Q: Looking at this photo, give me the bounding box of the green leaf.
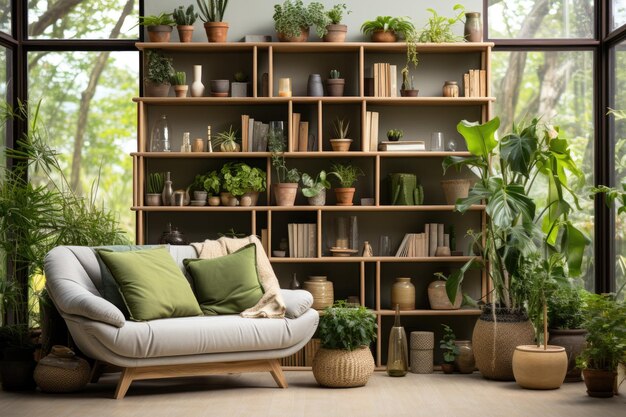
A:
[455,181,490,213]
[500,132,537,177]
[445,258,475,304]
[560,222,591,277]
[456,117,500,159]
[486,179,535,228]
[442,155,486,174]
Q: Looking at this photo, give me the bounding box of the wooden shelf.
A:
[132,96,493,106]
[269,256,478,263]
[132,151,473,158]
[377,309,482,316]
[132,205,485,212]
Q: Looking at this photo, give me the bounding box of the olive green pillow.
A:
[184,243,264,316]
[97,247,202,321]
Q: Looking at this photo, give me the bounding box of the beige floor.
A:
[0,371,624,417]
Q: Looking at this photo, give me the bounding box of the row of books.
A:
[463,69,487,98]
[373,63,398,98]
[240,115,269,152]
[288,223,317,258]
[291,113,316,151]
[395,223,451,257]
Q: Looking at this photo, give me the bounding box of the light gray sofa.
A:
[44,245,319,399]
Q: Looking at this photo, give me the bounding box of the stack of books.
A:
[373,63,398,97]
[241,115,269,152]
[395,223,450,257]
[463,69,487,97]
[364,111,380,151]
[288,223,317,258]
[291,113,315,151]
[378,141,426,151]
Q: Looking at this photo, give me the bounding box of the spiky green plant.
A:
[147,172,164,194]
[173,5,198,25]
[329,69,341,79]
[171,71,186,86]
[331,162,364,188]
[332,117,349,139]
[197,0,229,22]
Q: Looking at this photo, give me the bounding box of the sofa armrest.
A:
[281,289,314,319]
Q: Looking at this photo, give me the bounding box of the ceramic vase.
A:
[303,276,333,310]
[391,277,415,310]
[191,65,205,97]
[307,74,324,97]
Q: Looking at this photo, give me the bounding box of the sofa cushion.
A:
[97,247,202,321]
[184,243,264,315]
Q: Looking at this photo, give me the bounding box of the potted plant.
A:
[329,117,352,151]
[439,324,459,374]
[576,291,626,398]
[269,126,300,206]
[145,50,174,97]
[418,5,465,43]
[301,170,337,206]
[273,0,328,42]
[220,162,266,206]
[400,67,418,97]
[204,170,221,206]
[331,162,364,206]
[323,3,350,42]
[360,16,415,43]
[312,301,377,387]
[442,117,590,381]
[146,172,164,206]
[138,12,176,43]
[231,71,249,97]
[387,129,403,142]
[326,69,345,97]
[171,71,188,98]
[429,272,462,310]
[173,5,198,42]
[214,125,240,152]
[197,0,229,42]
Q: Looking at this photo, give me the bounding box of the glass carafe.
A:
[387,304,408,376]
[150,114,171,152]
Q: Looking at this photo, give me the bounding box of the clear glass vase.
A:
[150,114,171,152]
[387,304,408,376]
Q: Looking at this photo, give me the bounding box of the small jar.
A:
[192,137,204,152]
[303,276,334,310]
[464,12,483,42]
[442,81,459,98]
[391,277,415,310]
[454,340,475,374]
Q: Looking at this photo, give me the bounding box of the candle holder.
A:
[278,78,292,97]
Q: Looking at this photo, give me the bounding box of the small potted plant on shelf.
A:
[197,0,229,42]
[323,3,350,42]
[214,125,240,152]
[273,0,328,42]
[172,5,198,42]
[220,162,266,207]
[204,170,222,206]
[138,12,176,43]
[387,129,403,142]
[418,5,465,43]
[146,172,164,206]
[326,69,345,97]
[331,162,364,206]
[231,71,249,97]
[439,324,459,374]
[269,127,300,206]
[329,117,352,151]
[312,301,377,387]
[400,67,418,97]
[360,16,415,43]
[171,71,188,97]
[145,50,174,97]
[301,170,338,206]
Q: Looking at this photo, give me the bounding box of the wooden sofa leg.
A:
[90,360,105,383]
[114,368,135,399]
[269,359,288,388]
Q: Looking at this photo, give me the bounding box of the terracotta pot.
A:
[274,183,298,206]
[204,22,229,42]
[326,78,345,96]
[335,187,355,206]
[147,25,173,42]
[427,280,461,310]
[208,196,221,206]
[303,276,333,309]
[441,179,471,205]
[313,346,374,387]
[548,328,587,382]
[512,345,568,389]
[144,81,170,97]
[177,25,194,42]
[472,306,535,381]
[277,27,309,42]
[582,369,617,398]
[220,191,233,206]
[371,30,397,42]
[173,85,188,98]
[145,193,162,206]
[330,138,352,152]
[391,277,415,310]
[323,24,348,42]
[241,191,260,206]
[400,89,419,97]
[441,363,455,374]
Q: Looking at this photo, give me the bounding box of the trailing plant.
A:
[173,5,198,26]
[439,324,459,363]
[197,0,229,22]
[138,13,175,27]
[234,71,248,82]
[301,170,338,198]
[332,117,350,139]
[171,71,186,86]
[147,172,164,194]
[360,16,415,39]
[213,125,240,152]
[146,50,175,85]
[273,0,329,39]
[220,162,266,197]
[318,300,377,350]
[547,284,586,330]
[331,162,364,188]
[418,4,465,43]
[387,129,403,141]
[329,69,341,79]
[268,126,300,183]
[327,3,350,25]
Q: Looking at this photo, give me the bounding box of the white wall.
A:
[146,0,482,42]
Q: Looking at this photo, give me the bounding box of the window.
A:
[612,0,626,30]
[0,0,10,35]
[0,46,8,163]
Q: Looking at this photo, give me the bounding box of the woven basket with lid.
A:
[312,346,375,387]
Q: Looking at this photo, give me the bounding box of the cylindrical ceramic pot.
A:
[323,24,348,42]
[582,369,617,398]
[454,340,475,374]
[147,25,173,43]
[427,280,461,310]
[308,189,326,206]
[277,27,309,42]
[191,65,204,97]
[512,345,568,390]
[307,74,324,97]
[391,277,415,310]
[303,276,334,310]
[334,187,355,206]
[208,196,221,206]
[464,12,483,42]
[204,22,229,42]
[177,25,194,42]
[145,193,162,206]
[326,79,345,96]
[274,183,298,206]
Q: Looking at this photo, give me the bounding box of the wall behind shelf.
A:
[146,0,482,43]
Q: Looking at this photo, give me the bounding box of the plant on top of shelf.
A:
[360,16,415,43]
[301,170,338,206]
[213,125,241,152]
[329,117,352,151]
[269,126,300,206]
[171,71,188,97]
[173,5,198,42]
[326,69,345,97]
[138,13,175,43]
[145,50,175,97]
[418,4,465,43]
[273,0,329,42]
[331,162,364,206]
[323,3,350,42]
[439,324,459,374]
[387,129,403,142]
[197,0,230,42]
[312,300,377,387]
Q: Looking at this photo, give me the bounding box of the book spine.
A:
[437,224,444,248]
[429,223,438,257]
[480,69,487,97]
[298,121,309,153]
[464,73,470,97]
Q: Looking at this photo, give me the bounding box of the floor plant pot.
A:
[144,81,170,97]
[312,346,374,387]
[400,89,419,97]
[323,24,347,42]
[147,25,173,42]
[582,369,617,398]
[472,305,535,381]
[326,78,345,96]
[371,30,397,42]
[274,183,298,206]
[177,25,194,42]
[0,347,36,391]
[330,138,352,152]
[441,363,454,374]
[308,189,326,206]
[145,193,162,206]
[512,345,568,389]
[335,187,355,206]
[277,27,309,42]
[174,85,188,98]
[548,328,587,382]
[204,22,229,42]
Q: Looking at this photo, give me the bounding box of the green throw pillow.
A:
[98,247,202,321]
[184,243,264,316]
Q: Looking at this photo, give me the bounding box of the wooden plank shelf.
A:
[131,205,485,212]
[377,309,482,316]
[268,256,479,263]
[132,151,473,158]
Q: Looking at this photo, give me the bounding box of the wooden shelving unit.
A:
[133,41,492,368]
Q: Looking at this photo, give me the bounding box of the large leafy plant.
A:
[220,162,266,197]
[145,50,175,85]
[318,301,377,351]
[273,0,329,39]
[418,4,465,43]
[547,284,586,330]
[442,117,590,309]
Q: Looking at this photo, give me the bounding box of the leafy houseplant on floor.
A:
[312,301,377,387]
[269,126,300,206]
[439,324,459,374]
[146,172,164,206]
[173,5,198,42]
[331,162,364,206]
[326,69,345,97]
[138,12,175,42]
[197,0,229,42]
[323,3,350,42]
[417,4,465,43]
[329,117,352,151]
[301,170,337,206]
[145,50,174,97]
[273,0,328,42]
[360,16,415,43]
[171,71,188,98]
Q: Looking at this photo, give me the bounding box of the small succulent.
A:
[173,5,198,25]
[329,69,341,79]
[387,129,403,141]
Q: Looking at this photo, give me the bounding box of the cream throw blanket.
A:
[190,236,286,318]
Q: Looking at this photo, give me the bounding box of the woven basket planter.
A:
[312,346,375,387]
[441,179,471,205]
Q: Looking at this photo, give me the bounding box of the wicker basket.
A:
[410,331,434,350]
[34,346,90,393]
[312,346,375,387]
[410,349,434,374]
[440,179,471,205]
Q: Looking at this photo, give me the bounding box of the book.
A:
[479,69,487,97]
[298,121,309,152]
[473,69,480,97]
[247,118,255,151]
[374,63,379,97]
[468,70,476,97]
[292,113,301,151]
[299,224,306,258]
[256,123,269,151]
[390,65,397,97]
[365,111,372,151]
[429,223,438,257]
[370,111,379,152]
[308,224,316,258]
[252,121,263,152]
[437,223,444,248]
[378,141,426,151]
[464,73,470,97]
[288,223,294,258]
[241,115,249,152]
[424,224,430,256]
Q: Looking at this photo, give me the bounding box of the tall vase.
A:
[307,74,324,97]
[387,304,408,376]
[191,65,205,97]
[162,171,174,206]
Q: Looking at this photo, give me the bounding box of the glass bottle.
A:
[150,114,171,152]
[180,132,191,152]
[387,304,408,377]
[290,273,301,290]
[162,171,174,206]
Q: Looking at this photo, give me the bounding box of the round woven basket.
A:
[34,346,91,393]
[410,331,434,350]
[312,346,375,387]
[410,349,434,374]
[441,179,471,205]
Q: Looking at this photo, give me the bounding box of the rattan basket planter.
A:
[312,346,375,387]
[440,179,471,205]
